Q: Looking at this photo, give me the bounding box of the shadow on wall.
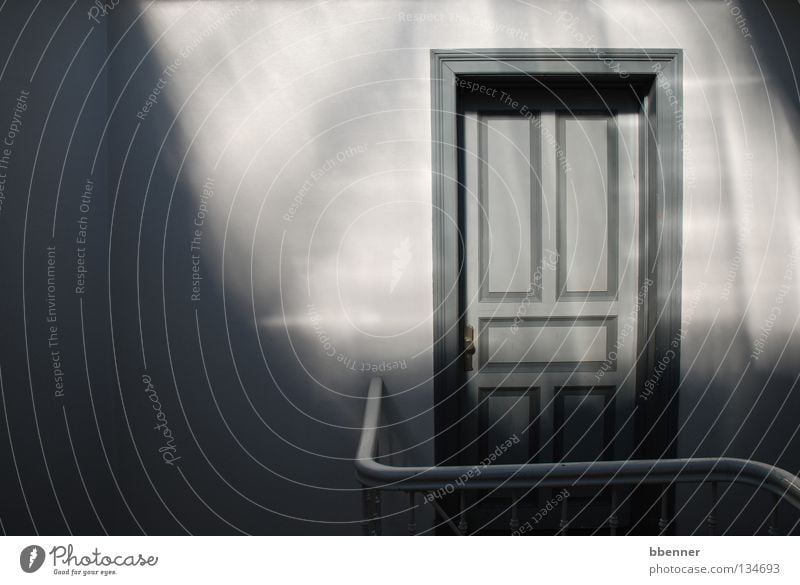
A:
[104,0,435,535]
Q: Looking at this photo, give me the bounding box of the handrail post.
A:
[407,492,417,536]
[458,492,468,535]
[658,488,670,535]
[361,487,372,535]
[373,490,383,535]
[706,482,718,535]
[768,493,780,535]
[559,493,569,535]
[509,490,520,534]
[362,488,380,536]
[609,487,620,536]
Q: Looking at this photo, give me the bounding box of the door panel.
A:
[481,116,537,297]
[559,115,617,297]
[460,88,641,531]
[480,316,615,371]
[554,386,616,462]
[479,387,539,465]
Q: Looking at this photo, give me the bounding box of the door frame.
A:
[430,49,683,522]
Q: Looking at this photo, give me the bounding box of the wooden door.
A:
[459,87,643,531]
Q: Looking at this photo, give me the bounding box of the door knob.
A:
[464,324,476,371]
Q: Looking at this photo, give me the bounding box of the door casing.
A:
[430,49,683,532]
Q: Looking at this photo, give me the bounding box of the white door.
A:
[460,87,642,530]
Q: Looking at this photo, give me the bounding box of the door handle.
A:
[464,324,476,371]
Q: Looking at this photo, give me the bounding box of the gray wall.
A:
[0,0,799,534]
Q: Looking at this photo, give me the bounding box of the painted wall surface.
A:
[0,0,798,534]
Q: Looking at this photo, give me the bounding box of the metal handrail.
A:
[355,377,800,511]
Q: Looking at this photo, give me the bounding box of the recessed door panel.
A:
[558,115,618,298]
[554,386,615,462]
[480,317,616,371]
[479,115,542,301]
[479,387,539,465]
